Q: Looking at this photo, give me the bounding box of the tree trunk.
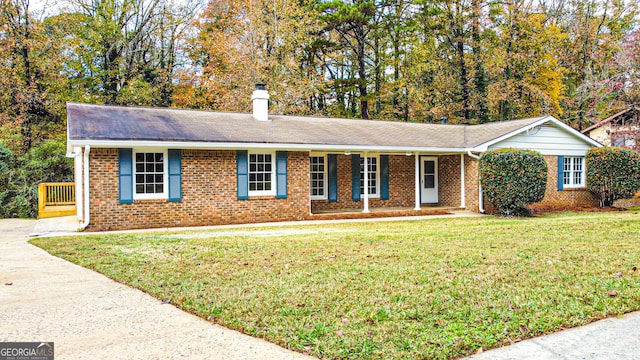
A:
[357,28,369,119]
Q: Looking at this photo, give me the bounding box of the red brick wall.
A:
[311,154,415,212]
[464,155,481,212]
[470,154,599,214]
[535,155,599,209]
[439,155,462,207]
[87,149,309,231]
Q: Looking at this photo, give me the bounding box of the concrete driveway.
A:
[0,219,310,360]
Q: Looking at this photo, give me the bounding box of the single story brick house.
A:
[66,87,602,231]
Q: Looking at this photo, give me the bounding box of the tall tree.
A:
[0,0,64,152]
[318,0,378,119]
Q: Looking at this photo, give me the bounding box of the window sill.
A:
[248,195,278,200]
[133,198,168,203]
[560,187,587,191]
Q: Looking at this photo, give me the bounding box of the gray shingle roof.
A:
[67,103,547,150]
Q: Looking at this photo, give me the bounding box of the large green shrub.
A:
[586,147,640,207]
[0,137,73,218]
[479,148,548,216]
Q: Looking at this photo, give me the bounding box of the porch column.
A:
[460,153,466,208]
[414,152,421,210]
[74,147,83,220]
[363,152,370,213]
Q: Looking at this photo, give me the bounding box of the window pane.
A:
[134,152,165,195]
[425,175,435,188]
[249,153,274,194]
[359,157,378,196]
[563,157,585,187]
[310,156,326,197]
[424,161,434,174]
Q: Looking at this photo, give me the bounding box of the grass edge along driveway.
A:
[32,211,640,359]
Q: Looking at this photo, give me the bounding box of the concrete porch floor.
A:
[309,206,456,219]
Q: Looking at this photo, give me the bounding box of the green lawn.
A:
[32,211,640,359]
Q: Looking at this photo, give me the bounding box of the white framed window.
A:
[360,156,379,197]
[134,150,168,199]
[310,156,327,199]
[563,156,585,188]
[249,152,276,196]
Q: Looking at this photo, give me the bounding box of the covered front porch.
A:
[309,152,480,216]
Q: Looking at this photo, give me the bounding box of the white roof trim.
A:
[471,115,603,151]
[66,139,468,154]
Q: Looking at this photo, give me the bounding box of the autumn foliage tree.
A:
[1,0,640,217]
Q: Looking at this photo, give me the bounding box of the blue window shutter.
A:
[168,149,182,202]
[276,151,288,199]
[237,150,248,200]
[380,155,389,200]
[328,154,338,202]
[557,155,564,191]
[118,148,133,203]
[351,154,361,202]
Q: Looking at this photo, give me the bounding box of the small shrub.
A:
[479,148,548,216]
[586,147,640,207]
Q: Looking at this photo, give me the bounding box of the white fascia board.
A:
[66,139,467,154]
[471,115,603,152]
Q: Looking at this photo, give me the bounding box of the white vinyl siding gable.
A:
[488,124,593,156]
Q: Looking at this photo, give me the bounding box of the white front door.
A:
[421,157,438,203]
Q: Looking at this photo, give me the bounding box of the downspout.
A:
[459,153,465,208]
[363,152,370,213]
[467,150,485,214]
[79,146,91,230]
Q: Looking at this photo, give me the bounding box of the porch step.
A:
[38,205,77,219]
[308,207,454,221]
